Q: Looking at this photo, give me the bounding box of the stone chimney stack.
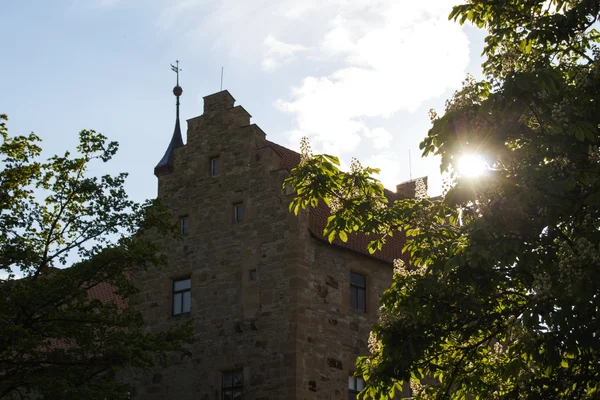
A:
[396,177,428,199]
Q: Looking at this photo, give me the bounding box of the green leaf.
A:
[328,230,337,243]
[339,231,348,243]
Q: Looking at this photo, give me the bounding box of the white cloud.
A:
[321,16,359,57]
[365,127,393,149]
[262,34,310,71]
[363,152,405,190]
[276,1,470,155]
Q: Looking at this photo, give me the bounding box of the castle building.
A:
[130,86,423,399]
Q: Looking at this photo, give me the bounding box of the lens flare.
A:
[457,154,487,177]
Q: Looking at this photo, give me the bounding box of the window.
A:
[180,216,189,236]
[210,157,220,176]
[350,272,366,312]
[249,269,257,281]
[233,202,244,222]
[222,369,243,399]
[172,278,191,315]
[348,375,365,400]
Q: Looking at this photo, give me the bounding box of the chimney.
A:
[396,177,428,199]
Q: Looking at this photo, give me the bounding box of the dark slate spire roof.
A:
[154,117,183,177]
[154,62,184,178]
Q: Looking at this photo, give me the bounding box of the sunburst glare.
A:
[457,154,488,178]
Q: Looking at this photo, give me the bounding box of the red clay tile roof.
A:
[87,281,127,306]
[27,275,127,351]
[39,268,127,305]
[265,140,407,264]
[265,140,301,171]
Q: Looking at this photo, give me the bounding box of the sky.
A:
[0,0,487,201]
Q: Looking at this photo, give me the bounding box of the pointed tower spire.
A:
[154,60,184,177]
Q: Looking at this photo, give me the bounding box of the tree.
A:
[0,115,191,399]
[286,0,600,398]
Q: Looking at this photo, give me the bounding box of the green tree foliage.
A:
[285,0,600,398]
[0,115,191,399]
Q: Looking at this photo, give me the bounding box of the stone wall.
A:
[294,239,405,399]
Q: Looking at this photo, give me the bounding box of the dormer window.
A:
[210,157,220,176]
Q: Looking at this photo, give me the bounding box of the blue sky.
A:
[1,0,486,200]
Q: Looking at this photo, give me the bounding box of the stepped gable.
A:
[265,140,407,264]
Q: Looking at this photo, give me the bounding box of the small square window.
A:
[222,369,243,399]
[233,202,244,222]
[180,216,189,236]
[210,157,220,176]
[173,277,191,316]
[249,269,257,281]
[348,375,365,399]
[350,272,366,312]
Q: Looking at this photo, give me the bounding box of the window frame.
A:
[221,369,243,399]
[172,277,191,316]
[180,216,189,236]
[210,157,220,176]
[348,375,365,399]
[349,271,367,312]
[249,269,257,281]
[233,202,244,223]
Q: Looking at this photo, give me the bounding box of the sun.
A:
[457,154,488,178]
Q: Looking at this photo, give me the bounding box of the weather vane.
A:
[171,60,183,120]
[171,60,181,87]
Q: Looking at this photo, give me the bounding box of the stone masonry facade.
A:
[129,90,417,399]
